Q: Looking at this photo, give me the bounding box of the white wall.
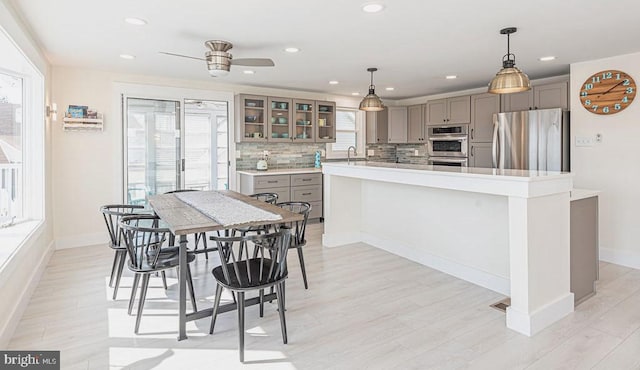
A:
[570,52,640,268]
[0,0,53,347]
[51,66,362,249]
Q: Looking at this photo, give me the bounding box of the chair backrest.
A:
[119,214,172,271]
[100,204,146,247]
[250,192,279,204]
[210,226,292,288]
[164,189,198,194]
[276,202,311,248]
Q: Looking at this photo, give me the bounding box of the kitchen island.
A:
[321,161,574,336]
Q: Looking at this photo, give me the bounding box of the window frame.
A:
[325,107,366,159]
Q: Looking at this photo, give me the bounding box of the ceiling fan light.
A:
[488,67,530,94]
[208,68,230,77]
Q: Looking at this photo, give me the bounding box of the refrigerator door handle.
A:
[492,114,499,168]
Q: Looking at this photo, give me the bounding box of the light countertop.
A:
[570,189,600,201]
[237,168,322,176]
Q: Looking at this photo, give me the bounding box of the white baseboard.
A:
[56,232,107,249]
[323,231,511,295]
[322,232,362,248]
[506,292,574,336]
[599,247,640,270]
[0,239,55,348]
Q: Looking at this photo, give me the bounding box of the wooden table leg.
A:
[178,234,188,341]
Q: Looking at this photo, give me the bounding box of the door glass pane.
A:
[0,73,23,225]
[184,100,229,190]
[126,98,179,206]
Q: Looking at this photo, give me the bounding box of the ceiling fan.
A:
[160,40,275,77]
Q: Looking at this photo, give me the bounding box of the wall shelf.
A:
[62,116,103,131]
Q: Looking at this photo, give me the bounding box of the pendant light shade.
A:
[359,67,384,111]
[488,27,531,94]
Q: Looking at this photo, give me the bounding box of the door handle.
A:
[471,128,474,140]
[492,115,499,169]
[181,159,185,172]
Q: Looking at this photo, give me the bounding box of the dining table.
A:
[149,189,304,340]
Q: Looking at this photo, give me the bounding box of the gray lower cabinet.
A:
[501,81,568,112]
[239,172,323,219]
[469,142,493,168]
[570,195,599,306]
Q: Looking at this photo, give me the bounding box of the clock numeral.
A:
[614,104,621,110]
[623,96,629,103]
[580,91,588,97]
[603,106,610,113]
[584,83,594,90]
[602,72,612,79]
[623,79,630,86]
[592,105,599,112]
[584,99,591,106]
[616,73,621,80]
[626,87,634,94]
[592,76,601,83]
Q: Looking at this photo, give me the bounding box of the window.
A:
[325,108,365,159]
[0,71,23,227]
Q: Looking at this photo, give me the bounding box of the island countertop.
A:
[237,168,321,176]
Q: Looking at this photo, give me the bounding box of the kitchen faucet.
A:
[347,146,357,165]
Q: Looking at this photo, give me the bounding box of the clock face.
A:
[580,70,636,115]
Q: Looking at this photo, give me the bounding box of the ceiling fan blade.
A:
[231,58,275,67]
[159,51,206,61]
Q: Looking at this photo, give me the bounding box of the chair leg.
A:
[186,265,198,312]
[109,251,120,287]
[259,289,264,318]
[209,284,223,334]
[161,271,168,290]
[275,283,288,344]
[112,250,126,300]
[297,248,309,289]
[201,233,209,260]
[128,273,140,315]
[237,292,246,363]
[135,274,150,334]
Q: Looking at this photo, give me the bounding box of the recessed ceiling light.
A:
[119,54,135,60]
[124,17,147,26]
[243,70,255,74]
[539,56,556,62]
[284,47,300,53]
[351,92,360,96]
[385,87,395,91]
[445,75,457,79]
[362,3,385,13]
[329,80,339,85]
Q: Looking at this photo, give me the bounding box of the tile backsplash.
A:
[235,142,430,170]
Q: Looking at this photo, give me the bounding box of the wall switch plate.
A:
[414,149,420,156]
[235,150,241,157]
[575,136,594,147]
[320,149,326,156]
[367,149,375,156]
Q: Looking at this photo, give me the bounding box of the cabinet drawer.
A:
[291,185,322,202]
[254,175,290,189]
[291,173,322,186]
[267,187,290,203]
[309,201,322,219]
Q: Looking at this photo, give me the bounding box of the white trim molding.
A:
[599,246,640,270]
[56,232,107,250]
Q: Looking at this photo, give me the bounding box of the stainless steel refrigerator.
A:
[492,108,570,171]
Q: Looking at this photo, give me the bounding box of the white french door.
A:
[123,96,229,206]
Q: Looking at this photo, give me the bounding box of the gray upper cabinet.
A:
[236,94,268,142]
[387,107,408,143]
[267,97,293,143]
[366,109,389,144]
[469,142,493,168]
[470,93,500,143]
[502,81,568,112]
[315,101,336,143]
[407,104,425,143]
[426,96,470,125]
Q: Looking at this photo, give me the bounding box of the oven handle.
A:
[430,157,468,163]
[427,136,467,141]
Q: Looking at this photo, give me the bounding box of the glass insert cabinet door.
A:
[294,99,315,142]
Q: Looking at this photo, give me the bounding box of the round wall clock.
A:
[579,70,636,115]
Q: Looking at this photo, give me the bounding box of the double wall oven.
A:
[427,124,469,167]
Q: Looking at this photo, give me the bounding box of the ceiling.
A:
[10,0,640,99]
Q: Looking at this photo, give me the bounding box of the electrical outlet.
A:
[575,136,593,147]
[235,150,241,157]
[263,150,270,156]
[320,149,326,156]
[595,133,603,143]
[414,149,419,156]
[367,149,375,156]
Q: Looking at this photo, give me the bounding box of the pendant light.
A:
[359,67,384,111]
[488,27,531,94]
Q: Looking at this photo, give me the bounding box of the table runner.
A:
[174,191,282,227]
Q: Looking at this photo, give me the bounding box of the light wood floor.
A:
[9,223,640,369]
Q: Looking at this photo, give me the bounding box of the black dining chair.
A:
[208,227,292,362]
[100,204,145,300]
[276,201,311,289]
[119,214,198,334]
[165,189,212,259]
